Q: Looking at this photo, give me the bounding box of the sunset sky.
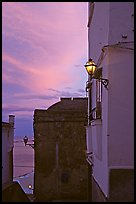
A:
[2,2,88,138]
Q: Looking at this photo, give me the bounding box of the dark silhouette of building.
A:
[33,97,88,202]
[2,181,31,202]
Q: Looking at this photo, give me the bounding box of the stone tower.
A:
[33,97,88,201]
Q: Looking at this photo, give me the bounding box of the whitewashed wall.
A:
[109,2,134,44]
[88,2,134,198]
[108,48,134,168]
[88,2,110,63]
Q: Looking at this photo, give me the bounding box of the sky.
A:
[2,2,88,138]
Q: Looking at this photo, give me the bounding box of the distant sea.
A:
[13,138,34,194]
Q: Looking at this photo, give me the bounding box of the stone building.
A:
[2,115,15,187]
[2,115,30,202]
[33,97,88,202]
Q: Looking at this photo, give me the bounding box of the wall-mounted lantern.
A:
[28,184,34,190]
[28,184,34,196]
[84,58,109,89]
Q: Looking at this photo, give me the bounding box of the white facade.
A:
[86,2,134,199]
[2,115,15,186]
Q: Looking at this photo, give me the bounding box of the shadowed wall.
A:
[33,98,88,201]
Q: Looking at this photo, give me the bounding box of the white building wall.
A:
[107,2,134,168]
[88,2,110,63]
[109,2,134,45]
[87,2,134,198]
[88,2,110,197]
[91,118,109,197]
[108,48,134,168]
[91,57,110,197]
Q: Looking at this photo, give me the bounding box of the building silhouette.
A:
[33,97,88,202]
[2,115,30,202]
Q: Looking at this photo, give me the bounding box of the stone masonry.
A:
[33,97,88,202]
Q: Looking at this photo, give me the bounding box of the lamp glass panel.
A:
[85,63,96,75]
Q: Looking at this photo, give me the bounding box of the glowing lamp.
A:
[84,58,97,76]
[84,58,109,89]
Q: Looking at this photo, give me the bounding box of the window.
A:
[90,70,102,121]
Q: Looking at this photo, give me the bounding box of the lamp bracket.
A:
[93,77,109,89]
[86,80,92,92]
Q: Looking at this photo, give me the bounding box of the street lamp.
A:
[28,184,34,191]
[84,58,97,77]
[84,58,109,89]
[23,136,34,149]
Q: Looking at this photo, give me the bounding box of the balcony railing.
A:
[90,102,101,121]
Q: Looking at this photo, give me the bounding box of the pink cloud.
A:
[2,2,87,67]
[2,52,72,92]
[2,2,87,120]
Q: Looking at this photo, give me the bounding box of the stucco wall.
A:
[109,2,134,45]
[88,2,110,63]
[87,2,134,199]
[108,48,134,167]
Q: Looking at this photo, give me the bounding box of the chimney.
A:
[9,115,15,127]
[8,115,15,152]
